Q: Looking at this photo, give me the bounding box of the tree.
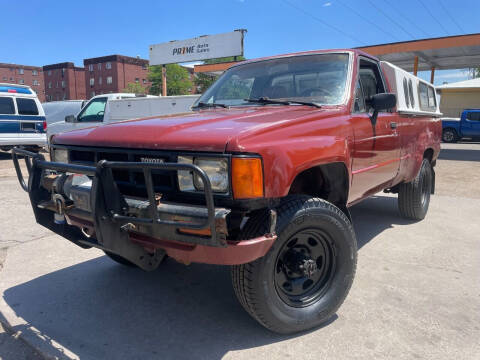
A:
[148,64,192,96]
[122,82,147,94]
[195,56,246,93]
[469,67,480,78]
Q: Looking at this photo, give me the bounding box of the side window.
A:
[403,78,410,108]
[466,112,480,121]
[359,59,385,110]
[16,98,39,115]
[77,97,107,122]
[353,80,366,113]
[0,97,15,115]
[408,79,415,107]
[427,86,436,109]
[418,83,429,110]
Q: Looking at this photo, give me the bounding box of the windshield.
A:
[195,53,350,107]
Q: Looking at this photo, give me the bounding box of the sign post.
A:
[149,30,246,96]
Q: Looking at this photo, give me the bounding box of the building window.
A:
[98,77,102,85]
[88,64,94,72]
[142,63,147,70]
[143,79,147,84]
[19,79,25,85]
[47,70,52,76]
[62,68,66,77]
[33,80,39,86]
[61,80,66,88]
[9,77,14,82]
[48,82,52,89]
[18,68,24,75]
[32,70,38,76]
[135,78,139,83]
[2,76,6,81]
[106,76,113,84]
[106,62,112,69]
[98,63,102,70]
[90,78,95,86]
[56,81,59,88]
[91,91,95,97]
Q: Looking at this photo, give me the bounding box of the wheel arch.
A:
[287,162,351,220]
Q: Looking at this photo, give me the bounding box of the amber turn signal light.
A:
[232,157,264,199]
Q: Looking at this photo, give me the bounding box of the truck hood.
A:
[53,106,340,152]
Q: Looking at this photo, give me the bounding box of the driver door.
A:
[349,58,401,202]
[72,97,108,131]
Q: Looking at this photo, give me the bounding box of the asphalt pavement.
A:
[0,143,479,360]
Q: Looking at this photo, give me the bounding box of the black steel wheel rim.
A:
[274,228,336,307]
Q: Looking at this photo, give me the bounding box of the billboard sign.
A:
[149,30,245,65]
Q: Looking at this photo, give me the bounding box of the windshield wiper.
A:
[244,97,322,108]
[192,101,228,109]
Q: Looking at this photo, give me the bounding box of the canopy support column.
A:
[413,56,418,76]
[430,67,435,83]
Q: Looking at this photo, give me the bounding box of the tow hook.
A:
[52,193,66,224]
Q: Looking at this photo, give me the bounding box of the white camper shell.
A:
[381,61,442,117]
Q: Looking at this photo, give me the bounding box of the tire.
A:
[442,128,458,143]
[398,159,432,220]
[231,196,357,334]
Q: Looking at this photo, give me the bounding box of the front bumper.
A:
[12,148,276,269]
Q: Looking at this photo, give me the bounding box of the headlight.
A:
[177,156,229,193]
[53,149,69,163]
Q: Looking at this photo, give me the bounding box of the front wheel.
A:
[442,128,458,143]
[398,159,432,220]
[231,196,357,334]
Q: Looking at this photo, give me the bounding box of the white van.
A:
[0,83,46,152]
[47,93,200,144]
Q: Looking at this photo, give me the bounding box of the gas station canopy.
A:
[357,33,480,72]
[194,33,480,81]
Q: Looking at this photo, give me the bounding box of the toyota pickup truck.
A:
[12,49,441,334]
[441,109,480,142]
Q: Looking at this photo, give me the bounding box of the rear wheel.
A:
[231,196,357,334]
[398,159,432,220]
[442,128,458,143]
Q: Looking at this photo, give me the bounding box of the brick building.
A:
[43,62,86,102]
[83,55,150,98]
[0,63,45,101]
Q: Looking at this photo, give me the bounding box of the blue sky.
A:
[1,0,478,85]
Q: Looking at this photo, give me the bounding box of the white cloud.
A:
[323,2,332,6]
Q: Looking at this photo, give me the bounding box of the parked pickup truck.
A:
[12,49,441,334]
[441,109,480,142]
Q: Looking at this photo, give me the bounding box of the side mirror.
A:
[368,93,396,126]
[65,115,76,123]
[371,93,397,111]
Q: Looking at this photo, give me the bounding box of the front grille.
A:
[68,147,176,198]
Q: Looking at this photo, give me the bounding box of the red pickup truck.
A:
[13,49,441,334]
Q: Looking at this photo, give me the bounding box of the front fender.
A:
[240,136,351,198]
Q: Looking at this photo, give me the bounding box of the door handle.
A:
[390,122,397,129]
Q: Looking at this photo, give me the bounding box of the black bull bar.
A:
[12,148,233,269]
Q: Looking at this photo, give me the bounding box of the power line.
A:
[438,0,465,34]
[367,0,416,39]
[280,0,366,45]
[417,0,450,36]
[384,0,432,38]
[337,0,401,42]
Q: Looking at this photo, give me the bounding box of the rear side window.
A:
[403,78,410,108]
[408,79,415,107]
[466,112,480,121]
[16,98,39,115]
[0,97,15,114]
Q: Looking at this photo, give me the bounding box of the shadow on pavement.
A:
[3,195,411,360]
[438,148,480,162]
[0,152,12,161]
